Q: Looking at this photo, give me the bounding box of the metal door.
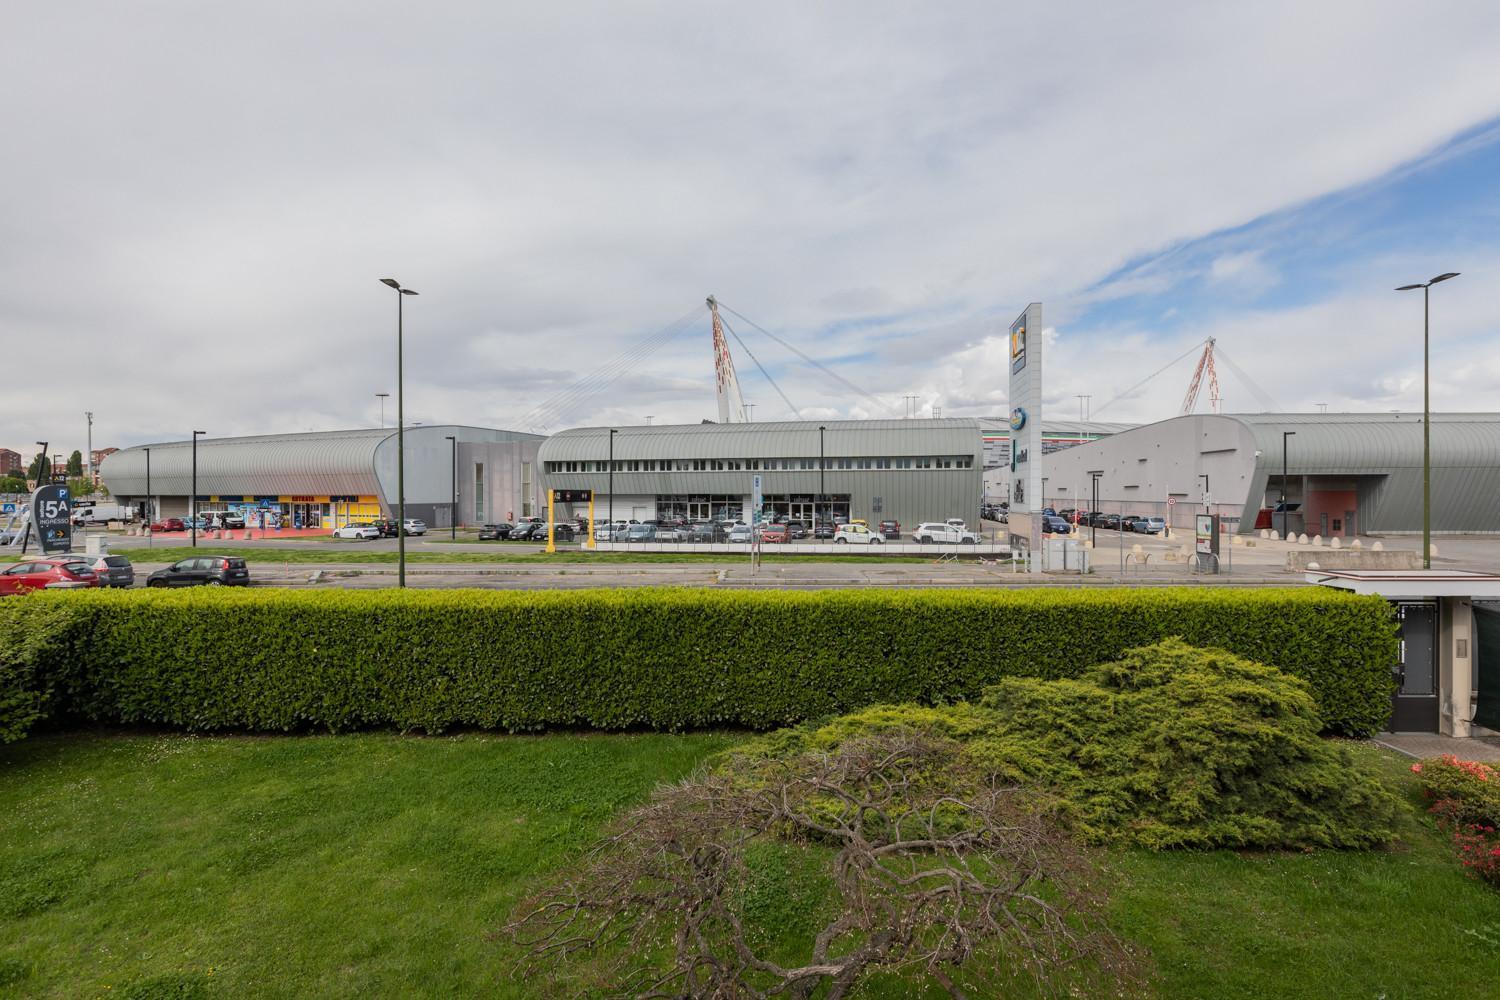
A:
[1390,603,1439,732]
[1345,510,1357,538]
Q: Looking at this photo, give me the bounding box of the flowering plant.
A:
[1413,754,1500,887]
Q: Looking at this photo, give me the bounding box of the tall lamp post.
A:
[380,278,418,587]
[818,425,826,527]
[607,429,618,534]
[144,446,152,547]
[35,442,49,485]
[376,393,390,428]
[1281,431,1296,543]
[191,430,206,547]
[445,435,457,539]
[1089,472,1101,547]
[1396,272,1460,569]
[85,411,93,482]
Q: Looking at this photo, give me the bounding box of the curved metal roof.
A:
[539,418,984,463]
[100,428,394,497]
[1235,412,1500,471]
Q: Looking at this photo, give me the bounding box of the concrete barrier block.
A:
[1287,548,1421,571]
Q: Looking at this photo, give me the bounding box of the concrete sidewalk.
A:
[1372,732,1500,762]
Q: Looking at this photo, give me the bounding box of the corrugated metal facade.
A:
[100,429,392,498]
[539,419,985,527]
[1239,413,1500,533]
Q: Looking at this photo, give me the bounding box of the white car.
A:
[833,523,885,545]
[333,523,380,540]
[401,518,427,536]
[595,520,627,540]
[726,524,753,543]
[913,522,980,544]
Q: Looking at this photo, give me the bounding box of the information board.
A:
[31,483,73,553]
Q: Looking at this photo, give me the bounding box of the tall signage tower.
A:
[1007,303,1044,570]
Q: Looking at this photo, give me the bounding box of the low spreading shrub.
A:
[4,586,1397,738]
[730,639,1400,851]
[1413,754,1500,886]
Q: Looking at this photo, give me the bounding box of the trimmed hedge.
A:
[6,587,1398,737]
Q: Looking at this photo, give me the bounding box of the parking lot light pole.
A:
[376,393,390,428]
[818,425,826,527]
[380,278,418,587]
[191,431,205,547]
[1199,474,1210,510]
[144,447,152,547]
[608,429,617,534]
[1396,272,1459,569]
[1089,472,1101,547]
[445,435,457,539]
[1281,430,1296,542]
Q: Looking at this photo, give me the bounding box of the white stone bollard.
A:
[1298,533,1309,544]
[1307,561,1320,571]
[1349,538,1362,550]
[1429,543,1439,558]
[1269,529,1280,541]
[1371,541,1383,551]
[1329,536,1341,549]
[1311,535,1323,547]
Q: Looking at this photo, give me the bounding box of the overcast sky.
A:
[4,2,1499,457]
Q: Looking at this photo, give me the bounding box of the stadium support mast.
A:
[1181,337,1222,415]
[707,295,747,423]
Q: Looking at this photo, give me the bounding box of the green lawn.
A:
[2,734,1497,998]
[9,546,967,566]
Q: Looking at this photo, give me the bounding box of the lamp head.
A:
[400,288,418,296]
[380,278,401,289]
[1395,284,1424,291]
[1430,272,1460,284]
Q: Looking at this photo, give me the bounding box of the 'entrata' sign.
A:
[31,483,73,553]
[550,489,593,503]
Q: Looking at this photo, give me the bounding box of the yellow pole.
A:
[587,495,596,549]
[546,491,556,553]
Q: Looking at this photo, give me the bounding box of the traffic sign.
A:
[1166,497,1176,507]
[550,489,593,503]
[1,503,15,514]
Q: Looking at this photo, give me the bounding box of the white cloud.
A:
[2,2,1500,452]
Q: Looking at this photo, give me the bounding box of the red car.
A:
[0,557,100,596]
[150,518,186,532]
[759,524,789,543]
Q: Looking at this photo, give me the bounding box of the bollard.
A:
[1311,535,1322,547]
[1349,538,1362,550]
[1371,541,1383,551]
[1329,536,1341,549]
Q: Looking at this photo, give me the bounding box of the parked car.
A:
[726,524,753,543]
[1041,507,1057,518]
[507,522,541,541]
[332,523,380,540]
[1134,516,1166,535]
[208,511,246,529]
[595,520,628,541]
[1098,514,1121,531]
[478,522,515,540]
[812,521,836,540]
[688,522,725,542]
[550,523,576,542]
[1120,515,1142,532]
[785,520,808,540]
[146,555,250,588]
[624,524,657,542]
[911,522,979,544]
[834,523,885,545]
[759,524,789,543]
[150,517,186,532]
[71,503,129,526]
[945,518,968,530]
[878,520,901,539]
[1042,515,1072,535]
[1057,508,1077,524]
[401,518,427,536]
[86,554,135,588]
[0,557,99,596]
[372,518,401,537]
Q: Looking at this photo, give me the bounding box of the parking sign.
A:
[751,474,763,525]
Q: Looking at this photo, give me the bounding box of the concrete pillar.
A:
[1441,597,1475,738]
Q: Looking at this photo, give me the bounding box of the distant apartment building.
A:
[0,448,21,476]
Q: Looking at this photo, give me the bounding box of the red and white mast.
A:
[707,295,747,423]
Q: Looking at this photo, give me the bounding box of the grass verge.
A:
[1,735,1495,998]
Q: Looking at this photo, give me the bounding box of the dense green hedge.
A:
[4,587,1398,739]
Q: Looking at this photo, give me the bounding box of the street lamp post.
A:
[376,393,390,428]
[35,442,48,486]
[1089,472,1102,547]
[1396,272,1460,569]
[380,278,418,587]
[1199,474,1210,509]
[85,411,93,482]
[191,431,206,547]
[144,447,152,547]
[818,425,826,527]
[445,435,457,540]
[608,429,617,534]
[1281,431,1296,542]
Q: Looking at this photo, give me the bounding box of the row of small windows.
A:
[545,455,974,474]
